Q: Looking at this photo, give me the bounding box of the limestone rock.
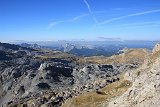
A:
[107,55,160,107]
[152,43,160,53]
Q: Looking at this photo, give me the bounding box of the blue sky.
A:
[0,0,160,42]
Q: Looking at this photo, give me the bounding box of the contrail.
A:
[72,13,89,21]
[48,14,89,29]
[83,0,98,24]
[48,10,110,29]
[83,0,92,13]
[47,21,65,29]
[117,21,160,28]
[100,9,160,25]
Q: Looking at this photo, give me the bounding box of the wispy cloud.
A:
[113,21,160,29]
[109,8,127,11]
[121,24,160,29]
[72,13,89,21]
[83,0,98,24]
[100,9,160,25]
[119,21,160,26]
[48,13,89,29]
[83,0,92,13]
[48,21,65,29]
[48,9,113,29]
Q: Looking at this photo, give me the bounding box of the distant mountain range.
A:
[13,40,159,56]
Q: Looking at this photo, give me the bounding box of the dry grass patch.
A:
[62,80,132,107]
[78,49,148,65]
[34,51,77,61]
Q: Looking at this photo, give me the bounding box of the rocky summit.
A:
[0,42,160,107]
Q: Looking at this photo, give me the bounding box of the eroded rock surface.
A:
[0,43,130,107]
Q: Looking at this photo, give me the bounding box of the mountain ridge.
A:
[62,43,160,107]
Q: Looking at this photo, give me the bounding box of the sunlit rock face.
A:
[106,46,160,107]
[152,43,160,53]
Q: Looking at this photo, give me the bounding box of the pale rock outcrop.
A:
[107,43,160,107]
[152,43,160,53]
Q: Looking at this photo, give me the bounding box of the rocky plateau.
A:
[0,42,160,107]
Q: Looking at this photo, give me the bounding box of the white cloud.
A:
[97,37,121,41]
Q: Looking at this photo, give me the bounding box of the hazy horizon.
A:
[1,0,160,42]
[2,38,160,43]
